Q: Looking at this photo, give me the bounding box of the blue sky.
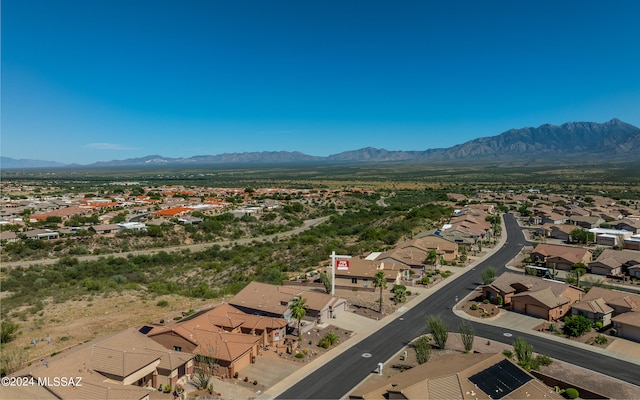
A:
[2,0,639,164]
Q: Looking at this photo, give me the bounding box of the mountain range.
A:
[2,119,639,169]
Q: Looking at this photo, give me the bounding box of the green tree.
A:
[570,228,594,244]
[1,320,19,344]
[458,320,475,352]
[563,315,592,337]
[513,337,533,370]
[426,316,448,349]
[481,266,496,285]
[373,270,387,313]
[414,335,432,364]
[289,296,307,335]
[320,272,331,294]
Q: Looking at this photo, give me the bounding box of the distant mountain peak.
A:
[2,119,638,168]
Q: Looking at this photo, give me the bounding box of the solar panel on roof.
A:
[138,325,153,334]
[468,359,533,399]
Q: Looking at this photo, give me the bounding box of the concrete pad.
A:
[329,311,381,335]
[606,337,640,359]
[241,353,300,389]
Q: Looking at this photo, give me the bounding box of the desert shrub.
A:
[294,353,304,358]
[1,321,19,344]
[483,299,490,304]
[565,388,579,399]
[497,295,503,306]
[470,304,478,310]
[502,349,513,359]
[535,354,553,367]
[426,316,448,349]
[156,300,169,307]
[595,334,608,345]
[414,335,431,364]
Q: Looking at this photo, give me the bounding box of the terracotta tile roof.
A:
[152,206,191,217]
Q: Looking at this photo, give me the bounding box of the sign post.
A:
[330,251,351,296]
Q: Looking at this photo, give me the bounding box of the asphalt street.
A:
[277,214,640,399]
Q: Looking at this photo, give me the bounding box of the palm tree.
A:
[289,296,307,336]
[373,270,387,313]
[425,249,438,266]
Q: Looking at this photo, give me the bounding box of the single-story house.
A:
[482,272,583,321]
[332,256,408,290]
[614,219,640,234]
[146,303,287,378]
[89,223,122,234]
[9,328,193,400]
[229,281,347,332]
[612,312,640,343]
[571,297,615,327]
[412,233,459,263]
[148,324,260,379]
[348,353,562,400]
[588,249,640,277]
[24,228,60,240]
[568,215,605,229]
[0,231,18,243]
[529,243,592,271]
[578,286,640,315]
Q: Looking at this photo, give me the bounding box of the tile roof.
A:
[581,286,640,311]
[11,328,190,400]
[572,297,614,314]
[349,353,561,400]
[229,281,339,316]
[488,271,573,298]
[531,243,591,264]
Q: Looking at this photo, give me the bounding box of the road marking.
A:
[503,332,513,337]
[362,353,372,358]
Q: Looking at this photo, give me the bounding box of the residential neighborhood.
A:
[2,183,640,399]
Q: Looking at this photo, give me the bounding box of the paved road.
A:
[277,214,640,399]
[2,217,329,268]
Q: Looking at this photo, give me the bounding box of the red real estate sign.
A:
[336,260,350,270]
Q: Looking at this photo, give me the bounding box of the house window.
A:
[174,346,182,352]
[352,278,358,284]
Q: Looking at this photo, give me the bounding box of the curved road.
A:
[3,217,329,269]
[278,214,639,399]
